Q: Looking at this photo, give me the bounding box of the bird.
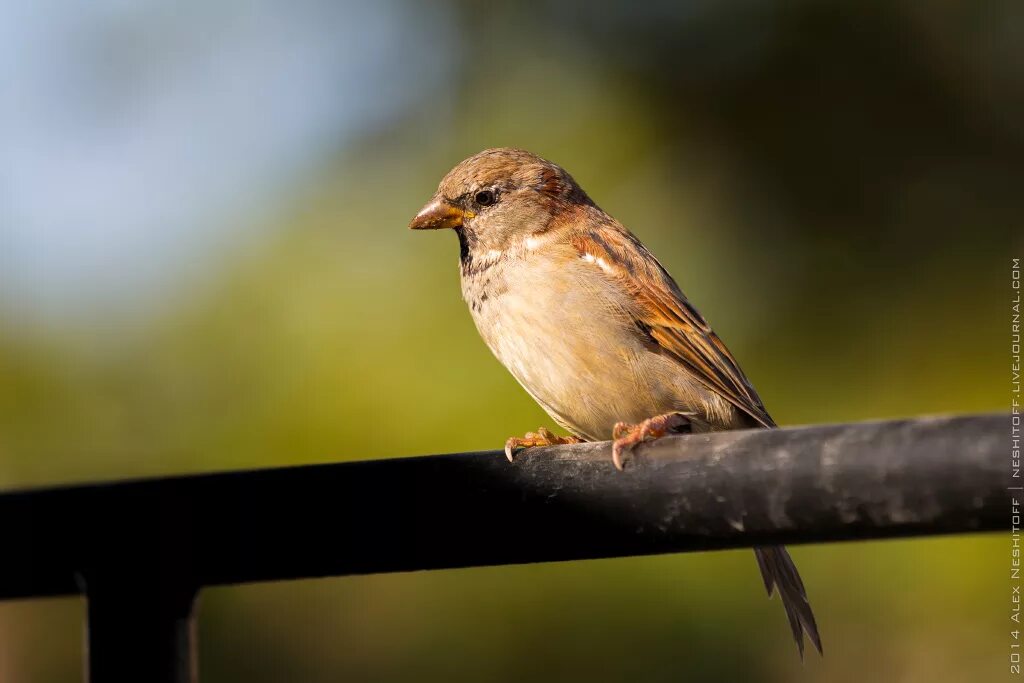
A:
[409,147,821,658]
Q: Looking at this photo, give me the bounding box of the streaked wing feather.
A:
[570,219,774,428]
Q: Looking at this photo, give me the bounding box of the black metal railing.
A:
[0,413,1006,682]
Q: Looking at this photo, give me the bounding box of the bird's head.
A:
[409,148,592,257]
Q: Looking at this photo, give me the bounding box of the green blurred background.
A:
[1,1,1019,680]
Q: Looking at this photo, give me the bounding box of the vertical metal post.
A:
[85,579,198,683]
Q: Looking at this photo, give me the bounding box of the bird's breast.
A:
[460,249,708,440]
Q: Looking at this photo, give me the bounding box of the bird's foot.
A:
[504,427,582,462]
[611,412,694,470]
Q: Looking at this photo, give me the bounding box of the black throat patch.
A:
[456,227,501,277]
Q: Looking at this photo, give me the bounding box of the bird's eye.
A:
[474,189,496,207]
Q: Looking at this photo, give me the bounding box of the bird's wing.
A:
[569,218,775,428]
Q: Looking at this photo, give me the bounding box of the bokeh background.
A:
[1,1,1020,681]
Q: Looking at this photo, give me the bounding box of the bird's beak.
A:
[409,197,469,230]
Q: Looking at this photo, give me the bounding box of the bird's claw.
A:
[610,412,694,470]
[504,427,582,462]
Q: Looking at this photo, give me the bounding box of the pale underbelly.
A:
[468,280,718,440]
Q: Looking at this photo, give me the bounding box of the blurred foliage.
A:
[0,1,1020,681]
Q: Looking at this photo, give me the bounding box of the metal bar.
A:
[85,579,197,683]
[77,484,200,682]
[0,413,1008,602]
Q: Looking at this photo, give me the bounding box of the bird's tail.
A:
[753,545,823,658]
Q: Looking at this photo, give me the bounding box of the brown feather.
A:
[568,217,774,428]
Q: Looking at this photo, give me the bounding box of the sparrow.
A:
[410,147,821,657]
